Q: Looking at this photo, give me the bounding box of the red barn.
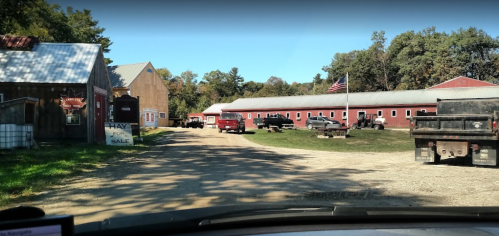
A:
[428,76,497,89]
[201,103,229,128]
[222,86,499,128]
[187,103,229,128]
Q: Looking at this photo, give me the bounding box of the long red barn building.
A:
[221,82,498,128]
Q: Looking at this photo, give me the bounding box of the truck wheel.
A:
[258,126,263,129]
[236,128,240,134]
[374,125,380,130]
[307,124,313,130]
[242,127,245,133]
[433,154,441,164]
[218,129,222,133]
[352,124,358,130]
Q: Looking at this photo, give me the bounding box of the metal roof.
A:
[223,86,499,110]
[202,103,230,114]
[0,43,100,83]
[107,62,149,87]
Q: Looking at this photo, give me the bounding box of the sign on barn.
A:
[105,122,134,146]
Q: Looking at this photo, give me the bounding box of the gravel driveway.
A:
[26,128,499,224]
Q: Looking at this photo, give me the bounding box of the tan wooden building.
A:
[108,62,169,127]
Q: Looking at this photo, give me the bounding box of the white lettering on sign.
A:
[105,122,134,146]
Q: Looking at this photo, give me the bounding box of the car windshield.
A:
[221,113,236,119]
[1,0,499,228]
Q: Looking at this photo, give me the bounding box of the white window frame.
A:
[267,113,270,118]
[318,111,323,117]
[0,93,3,103]
[296,112,301,119]
[342,111,347,118]
[257,113,261,118]
[421,109,426,112]
[406,109,411,117]
[159,112,167,119]
[377,110,382,117]
[276,112,280,115]
[206,116,216,124]
[248,113,251,119]
[330,111,334,118]
[391,110,397,117]
[357,111,366,119]
[307,112,311,118]
[286,112,290,118]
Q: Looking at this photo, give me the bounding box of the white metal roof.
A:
[202,103,230,114]
[107,62,149,87]
[0,43,101,83]
[223,86,499,110]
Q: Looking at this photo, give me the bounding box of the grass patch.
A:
[243,129,413,153]
[0,128,171,207]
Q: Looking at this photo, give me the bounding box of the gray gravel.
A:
[16,128,499,225]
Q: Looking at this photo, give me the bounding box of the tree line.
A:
[323,27,499,91]
[2,1,498,119]
[159,27,499,119]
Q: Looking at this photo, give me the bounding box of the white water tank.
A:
[0,124,16,149]
[15,125,33,148]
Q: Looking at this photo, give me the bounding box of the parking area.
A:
[29,128,499,224]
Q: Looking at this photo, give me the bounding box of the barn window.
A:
[377,110,382,117]
[267,113,270,118]
[248,113,251,119]
[297,112,301,118]
[406,109,411,117]
[159,112,166,119]
[318,112,323,117]
[342,111,346,118]
[286,112,290,118]
[330,111,334,118]
[257,113,261,118]
[147,68,153,73]
[391,110,397,117]
[421,109,426,112]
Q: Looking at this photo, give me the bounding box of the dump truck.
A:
[410,97,499,166]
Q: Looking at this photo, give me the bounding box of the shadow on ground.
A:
[33,129,438,224]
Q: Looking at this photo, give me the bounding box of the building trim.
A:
[222,103,437,112]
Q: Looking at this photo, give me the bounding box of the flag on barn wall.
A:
[327,76,347,93]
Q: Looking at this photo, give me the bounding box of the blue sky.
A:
[49,0,499,84]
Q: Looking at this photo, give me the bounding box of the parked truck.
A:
[410,97,499,166]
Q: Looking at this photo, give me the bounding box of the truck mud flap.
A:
[472,141,498,166]
[415,139,437,162]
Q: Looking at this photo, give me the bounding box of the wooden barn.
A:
[222,85,499,128]
[0,36,112,143]
[108,62,169,127]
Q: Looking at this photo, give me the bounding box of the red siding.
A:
[228,105,437,128]
[428,76,497,89]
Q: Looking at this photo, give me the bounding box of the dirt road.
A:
[28,128,499,224]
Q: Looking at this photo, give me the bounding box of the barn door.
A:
[94,94,106,143]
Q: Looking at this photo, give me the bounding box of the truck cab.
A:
[218,112,246,133]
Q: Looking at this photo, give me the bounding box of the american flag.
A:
[327,76,346,93]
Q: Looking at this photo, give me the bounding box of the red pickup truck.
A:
[218,112,246,133]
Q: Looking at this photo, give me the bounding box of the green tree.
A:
[0,0,113,64]
[156,67,173,81]
[448,27,499,81]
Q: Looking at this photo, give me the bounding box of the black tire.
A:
[433,153,441,164]
[258,126,263,129]
[374,125,380,130]
[236,128,240,134]
[242,127,245,133]
[307,124,313,130]
[218,129,222,133]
